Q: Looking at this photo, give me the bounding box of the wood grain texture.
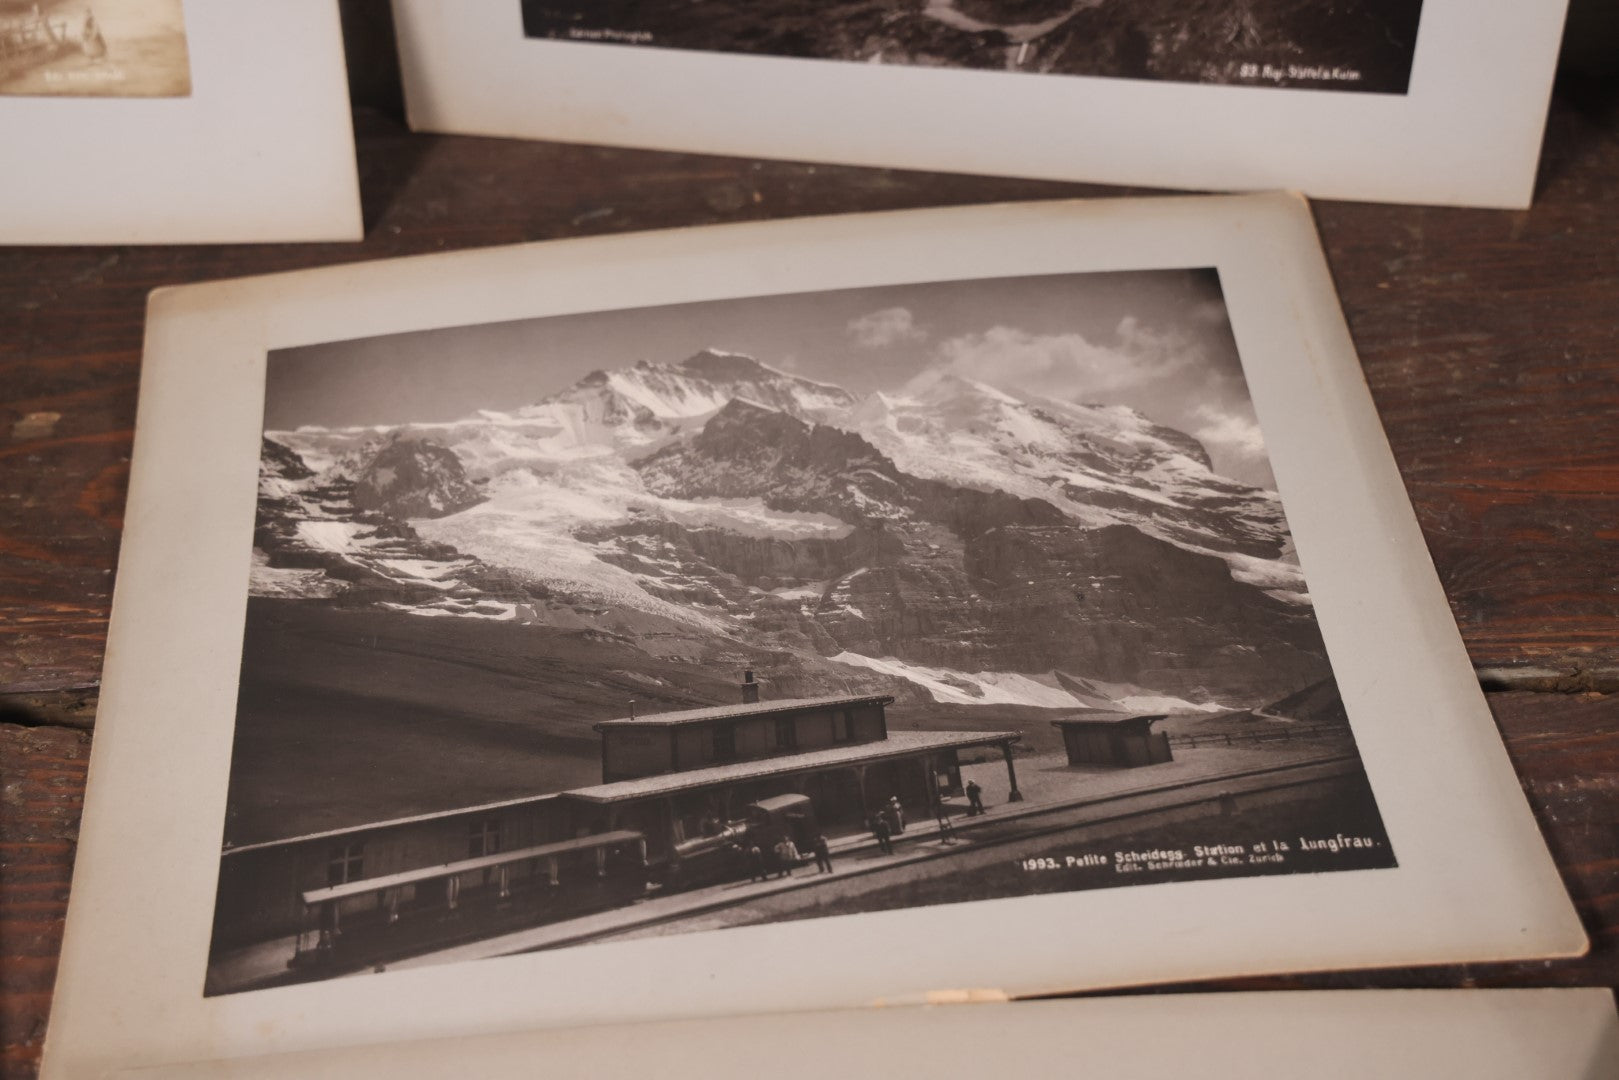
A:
[3,21,1619,1076]
[1315,80,1619,681]
[0,721,88,1079]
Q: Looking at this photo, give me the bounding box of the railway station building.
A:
[208,672,1022,988]
[573,675,1023,862]
[1050,711,1172,768]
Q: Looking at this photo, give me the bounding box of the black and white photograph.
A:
[207,267,1395,994]
[520,0,1426,94]
[0,0,188,97]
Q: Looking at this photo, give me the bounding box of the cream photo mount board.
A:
[390,0,1570,210]
[41,195,1583,1079]
[109,990,1619,1080]
[0,1,361,245]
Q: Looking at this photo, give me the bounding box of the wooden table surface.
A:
[4,35,1618,1080]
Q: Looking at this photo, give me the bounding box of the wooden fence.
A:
[1167,724,1344,749]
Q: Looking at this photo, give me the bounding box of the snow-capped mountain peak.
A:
[841,365,1291,582]
[492,349,861,458]
[900,366,1022,407]
[250,346,1329,712]
[266,348,1298,592]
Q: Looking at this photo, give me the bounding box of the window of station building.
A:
[833,709,851,743]
[326,842,364,886]
[468,818,502,859]
[713,722,737,762]
[774,715,796,750]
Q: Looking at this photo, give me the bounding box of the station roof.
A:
[300,830,646,906]
[565,729,1020,804]
[1050,711,1168,727]
[595,693,894,730]
[223,792,565,857]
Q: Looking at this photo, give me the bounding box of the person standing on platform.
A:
[747,844,767,882]
[774,835,799,878]
[811,833,834,874]
[966,779,985,816]
[886,795,905,834]
[870,813,893,855]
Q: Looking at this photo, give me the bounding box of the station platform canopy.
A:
[300,830,646,906]
[594,693,894,730]
[565,729,1020,805]
[1050,711,1170,727]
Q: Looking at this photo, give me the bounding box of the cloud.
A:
[847,306,925,349]
[1192,404,1271,475]
[1188,299,1232,327]
[926,316,1273,488]
[1113,317,1202,376]
[936,324,1190,400]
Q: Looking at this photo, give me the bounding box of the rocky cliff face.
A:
[252,348,1328,708]
[638,398,1065,533]
[610,398,1324,700]
[351,435,484,519]
[252,435,537,613]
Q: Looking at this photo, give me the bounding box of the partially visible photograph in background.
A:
[0,0,189,97]
[520,0,1426,95]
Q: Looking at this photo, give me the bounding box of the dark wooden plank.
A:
[0,720,90,1079]
[1315,77,1619,683]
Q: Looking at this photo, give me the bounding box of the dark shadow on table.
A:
[1533,0,1619,201]
[341,0,433,236]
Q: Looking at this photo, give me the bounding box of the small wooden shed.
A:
[1051,712,1172,768]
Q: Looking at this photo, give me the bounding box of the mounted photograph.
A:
[395,0,1569,207]
[0,0,189,97]
[206,267,1399,994]
[519,0,1426,94]
[0,1,361,245]
[40,198,1586,1077]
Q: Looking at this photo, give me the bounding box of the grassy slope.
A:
[227,600,1092,843]
[226,599,1350,845]
[238,598,745,732]
[227,598,740,845]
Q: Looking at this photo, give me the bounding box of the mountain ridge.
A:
[252,348,1324,711]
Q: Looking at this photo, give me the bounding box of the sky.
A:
[266,268,1277,488]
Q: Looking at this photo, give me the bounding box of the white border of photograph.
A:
[40,195,1584,1079]
[391,0,1568,210]
[0,0,361,244]
[110,990,1619,1080]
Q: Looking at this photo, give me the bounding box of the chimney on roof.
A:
[741,669,759,705]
